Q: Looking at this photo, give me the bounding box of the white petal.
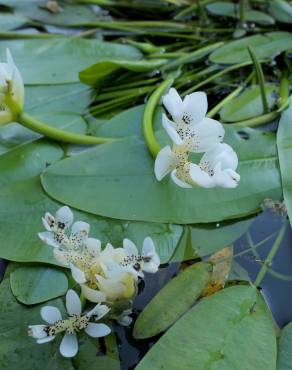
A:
[188,117,225,153]
[41,306,62,324]
[55,206,73,228]
[143,261,160,273]
[154,146,176,181]
[38,232,59,248]
[213,164,240,188]
[66,289,82,316]
[87,304,110,319]
[71,221,90,236]
[189,163,215,188]
[37,336,56,344]
[6,49,14,67]
[200,143,238,172]
[70,263,87,284]
[182,91,207,125]
[85,323,111,338]
[123,238,138,257]
[81,284,106,303]
[117,315,133,326]
[142,237,155,256]
[42,212,55,231]
[86,238,101,256]
[170,169,192,188]
[53,249,70,266]
[28,325,47,339]
[162,88,183,122]
[59,333,78,358]
[162,114,183,145]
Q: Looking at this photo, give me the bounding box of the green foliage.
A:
[277,322,292,369]
[136,285,277,370]
[133,262,211,339]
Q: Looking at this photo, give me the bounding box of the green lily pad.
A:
[133,262,211,339]
[80,59,167,86]
[277,322,292,369]
[220,84,278,122]
[0,12,28,31]
[209,32,292,64]
[41,126,282,224]
[0,38,142,84]
[0,177,182,264]
[277,97,292,226]
[10,265,68,305]
[268,0,292,24]
[136,285,277,370]
[206,2,275,25]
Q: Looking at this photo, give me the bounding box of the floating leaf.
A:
[0,39,142,84]
[0,12,28,30]
[277,322,292,370]
[133,262,211,339]
[268,0,292,24]
[201,246,233,296]
[10,265,68,305]
[0,177,182,264]
[206,2,275,25]
[220,84,278,122]
[80,59,167,86]
[209,32,292,64]
[277,97,292,227]
[136,285,277,370]
[41,127,282,224]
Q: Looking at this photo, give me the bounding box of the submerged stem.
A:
[18,112,114,145]
[253,222,287,288]
[143,78,174,157]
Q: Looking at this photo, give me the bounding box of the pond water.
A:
[0,209,290,369]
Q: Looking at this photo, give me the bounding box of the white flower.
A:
[162,88,224,152]
[28,290,111,358]
[117,309,133,326]
[0,49,24,125]
[155,143,240,189]
[121,237,160,278]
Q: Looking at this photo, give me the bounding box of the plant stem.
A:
[18,112,114,145]
[174,0,215,19]
[143,78,174,157]
[229,111,279,128]
[277,69,290,110]
[207,72,254,118]
[253,222,286,288]
[248,46,269,113]
[239,0,246,26]
[182,61,252,95]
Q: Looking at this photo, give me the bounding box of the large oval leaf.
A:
[277,97,292,226]
[0,39,141,84]
[136,285,277,370]
[133,262,211,339]
[0,177,182,264]
[277,322,292,370]
[209,32,292,64]
[10,265,68,305]
[41,127,282,224]
[268,0,292,24]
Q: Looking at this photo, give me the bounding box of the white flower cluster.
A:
[154,88,240,189]
[38,206,160,325]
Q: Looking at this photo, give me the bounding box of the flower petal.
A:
[59,333,78,358]
[42,212,55,231]
[142,237,155,256]
[70,263,87,284]
[87,304,110,319]
[213,163,240,188]
[37,336,55,344]
[28,325,47,339]
[55,206,73,229]
[187,117,225,153]
[85,323,111,338]
[123,238,138,257]
[81,284,106,303]
[162,114,183,145]
[86,238,101,256]
[38,232,59,248]
[162,88,183,122]
[182,91,207,125]
[200,143,238,172]
[170,169,192,188]
[66,289,82,316]
[41,306,62,324]
[154,146,176,181]
[189,163,215,188]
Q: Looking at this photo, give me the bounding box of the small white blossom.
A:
[28,290,111,358]
[0,49,24,124]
